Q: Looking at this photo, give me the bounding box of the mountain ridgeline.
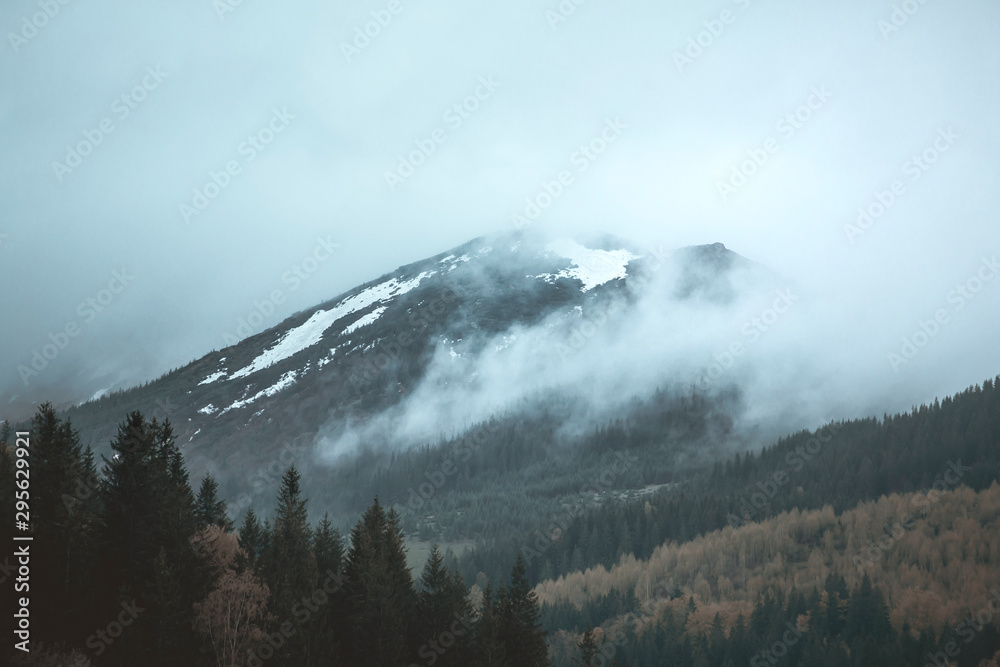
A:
[52,232,780,523]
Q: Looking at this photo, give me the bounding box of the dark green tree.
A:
[195,473,234,532]
[343,497,418,666]
[500,554,549,666]
[416,545,474,666]
[236,507,264,574]
[575,627,599,666]
[98,412,202,667]
[30,404,86,644]
[472,583,509,667]
[264,466,318,666]
[308,512,346,666]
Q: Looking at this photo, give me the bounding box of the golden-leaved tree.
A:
[192,526,272,667]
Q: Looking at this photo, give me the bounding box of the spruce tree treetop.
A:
[501,554,550,667]
[313,511,344,577]
[195,473,234,532]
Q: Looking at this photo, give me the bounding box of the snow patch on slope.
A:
[229,272,433,379]
[537,239,639,291]
[199,371,227,385]
[342,307,386,336]
[317,348,338,369]
[220,370,299,415]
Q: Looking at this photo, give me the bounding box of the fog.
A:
[314,229,993,462]
[2,0,999,426]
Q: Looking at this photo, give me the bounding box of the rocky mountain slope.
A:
[56,231,780,519]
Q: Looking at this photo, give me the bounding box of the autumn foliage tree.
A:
[193,526,271,667]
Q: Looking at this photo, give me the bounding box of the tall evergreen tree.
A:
[30,404,86,644]
[575,627,599,667]
[65,443,102,646]
[500,554,549,666]
[308,512,346,666]
[98,412,202,666]
[195,473,234,532]
[416,545,474,667]
[264,466,318,666]
[343,497,418,666]
[473,583,509,667]
[236,507,264,574]
[313,512,344,576]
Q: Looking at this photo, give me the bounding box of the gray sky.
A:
[2,0,999,419]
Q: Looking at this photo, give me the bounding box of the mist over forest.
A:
[2,0,999,665]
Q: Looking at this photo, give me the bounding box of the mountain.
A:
[10,233,1000,667]
[55,231,783,521]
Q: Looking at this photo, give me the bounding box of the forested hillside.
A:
[1,375,997,666]
[451,377,1000,589]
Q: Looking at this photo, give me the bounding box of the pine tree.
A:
[309,512,346,666]
[236,508,264,574]
[30,404,85,644]
[313,512,344,576]
[343,497,418,666]
[264,466,318,666]
[500,554,549,666]
[473,583,509,667]
[97,412,202,666]
[576,627,599,666]
[416,545,474,666]
[195,473,234,532]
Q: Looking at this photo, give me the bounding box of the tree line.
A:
[449,376,1000,590]
[0,405,550,666]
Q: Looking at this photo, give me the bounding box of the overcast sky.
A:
[1,0,999,419]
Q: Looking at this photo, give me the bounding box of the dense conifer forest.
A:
[0,375,997,665]
[0,408,550,666]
